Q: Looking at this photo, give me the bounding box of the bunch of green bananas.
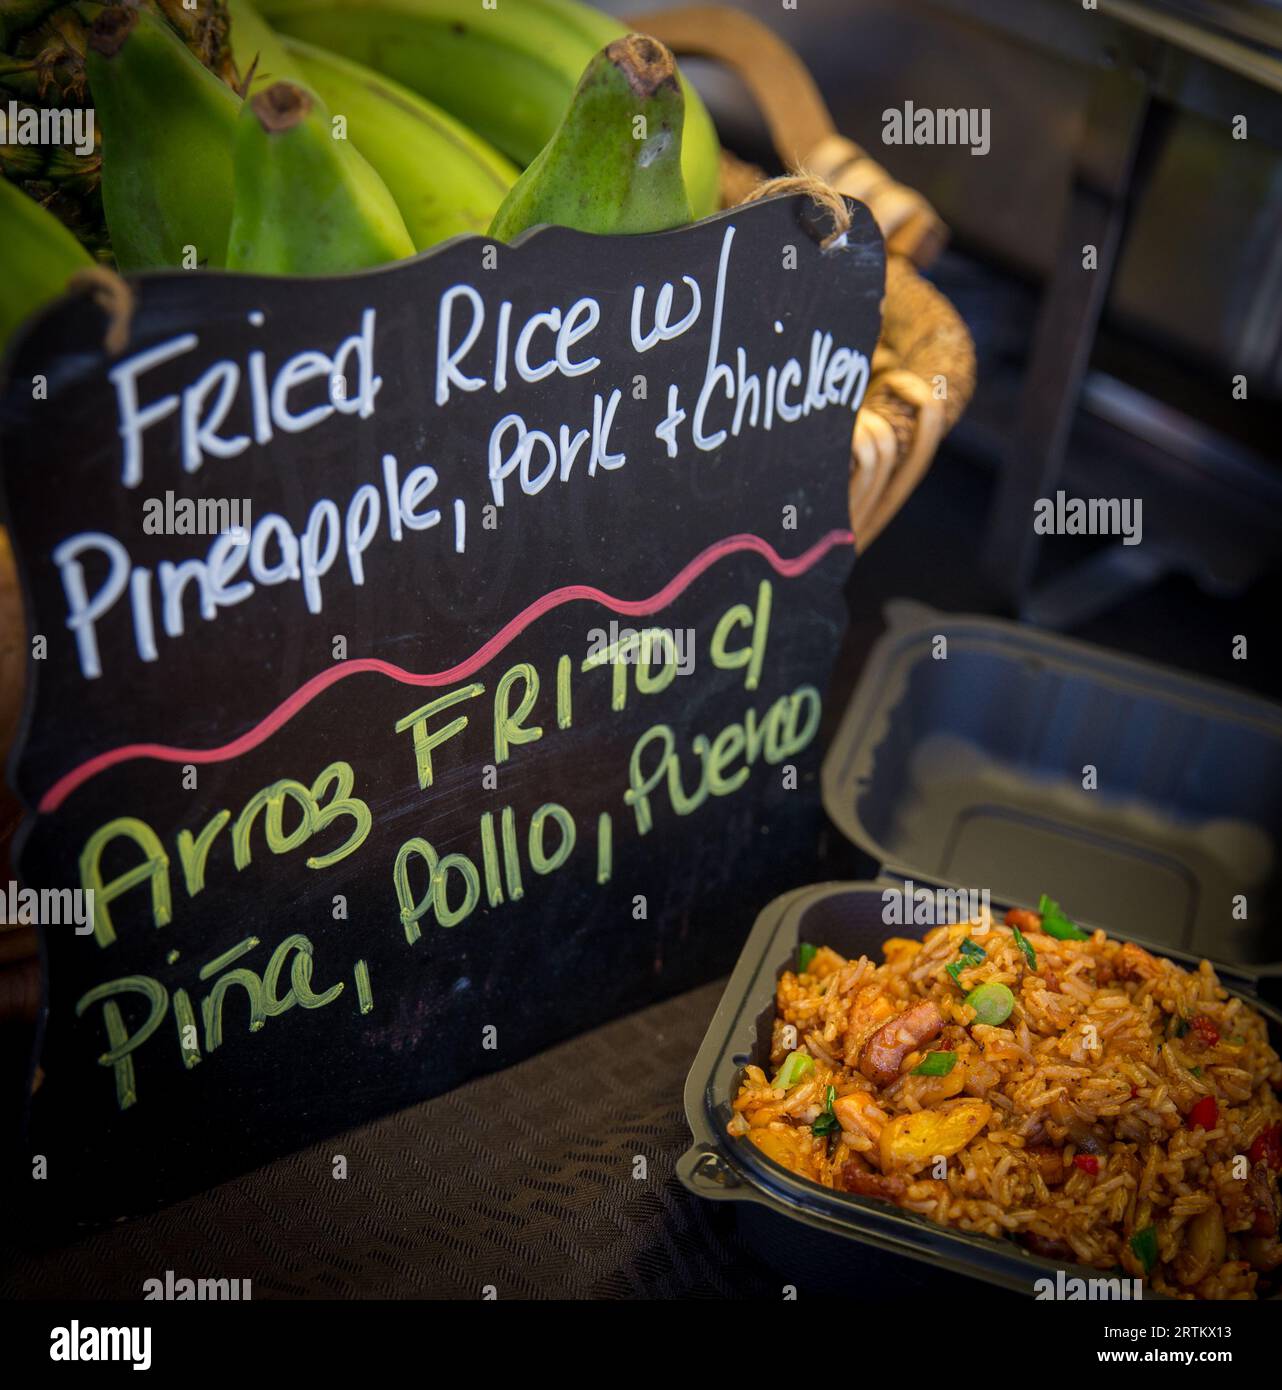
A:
[254,0,719,219]
[1,0,718,348]
[0,0,237,260]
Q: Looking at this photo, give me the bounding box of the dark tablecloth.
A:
[3,980,795,1300]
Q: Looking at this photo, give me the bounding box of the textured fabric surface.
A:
[3,981,794,1300]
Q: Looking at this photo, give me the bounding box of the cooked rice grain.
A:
[731,917,1282,1299]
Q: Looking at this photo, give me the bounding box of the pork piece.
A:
[832,1089,883,1143]
[840,1162,908,1203]
[1027,1145,1066,1186]
[1115,941,1161,982]
[858,1001,943,1085]
[1004,908,1042,933]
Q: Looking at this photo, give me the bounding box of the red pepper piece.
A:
[1189,1015,1220,1047]
[1073,1153,1100,1176]
[1188,1095,1218,1130]
[1249,1122,1282,1171]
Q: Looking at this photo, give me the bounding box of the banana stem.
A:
[88,6,137,58]
[250,81,313,132]
[608,33,678,100]
[488,32,692,240]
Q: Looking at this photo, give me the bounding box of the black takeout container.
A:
[678,604,1282,1297]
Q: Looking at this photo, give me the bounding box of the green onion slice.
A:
[1129,1225,1158,1274]
[1012,925,1037,972]
[811,1084,839,1137]
[913,1051,958,1077]
[946,938,989,988]
[965,981,1015,1026]
[772,1050,814,1090]
[797,942,818,973]
[1037,894,1090,941]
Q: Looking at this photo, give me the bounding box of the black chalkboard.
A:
[1,193,882,1224]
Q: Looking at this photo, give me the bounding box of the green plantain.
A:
[283,37,515,250]
[254,0,720,219]
[226,0,303,95]
[227,3,509,252]
[523,0,718,221]
[1,1,239,258]
[86,6,240,270]
[489,34,690,242]
[0,170,91,349]
[1,1,235,101]
[226,80,415,274]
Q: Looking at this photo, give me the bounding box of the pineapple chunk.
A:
[878,1100,992,1171]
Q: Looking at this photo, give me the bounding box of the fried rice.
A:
[728,904,1282,1299]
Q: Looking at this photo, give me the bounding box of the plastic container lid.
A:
[821,601,1282,969]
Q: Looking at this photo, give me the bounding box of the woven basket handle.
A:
[631,4,977,548]
[628,4,947,267]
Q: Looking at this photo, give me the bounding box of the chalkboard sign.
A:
[1,193,882,1224]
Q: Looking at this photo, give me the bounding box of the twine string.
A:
[734,171,852,249]
[66,266,135,357]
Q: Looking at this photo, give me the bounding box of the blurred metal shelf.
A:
[609,0,1282,613]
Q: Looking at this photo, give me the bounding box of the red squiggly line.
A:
[37,529,853,813]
